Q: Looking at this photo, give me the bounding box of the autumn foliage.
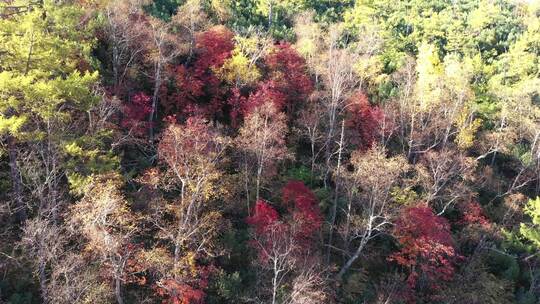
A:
[264,43,313,113]
[246,200,280,236]
[246,181,322,261]
[5,1,540,303]
[388,206,459,294]
[121,92,152,136]
[169,26,234,120]
[345,92,385,150]
[281,180,323,242]
[458,200,491,228]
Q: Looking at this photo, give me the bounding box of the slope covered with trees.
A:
[1,0,540,303]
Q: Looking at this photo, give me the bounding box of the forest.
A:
[0,0,540,303]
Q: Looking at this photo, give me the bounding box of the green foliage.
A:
[210,271,244,302]
[285,165,312,185]
[390,186,418,205]
[486,250,520,282]
[145,0,185,20]
[520,197,540,250]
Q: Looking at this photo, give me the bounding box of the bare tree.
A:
[337,146,408,279]
[68,174,138,304]
[237,103,290,207]
[171,0,210,59]
[252,221,298,304]
[144,17,185,142]
[103,0,147,91]
[156,118,229,271]
[20,218,65,303]
[285,263,332,304]
[416,149,476,214]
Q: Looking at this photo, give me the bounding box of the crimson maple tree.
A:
[265,42,313,114]
[247,181,322,258]
[155,266,212,304]
[345,91,385,150]
[121,92,152,136]
[168,26,234,121]
[246,200,280,236]
[281,180,323,243]
[230,43,313,121]
[458,200,490,228]
[388,206,459,295]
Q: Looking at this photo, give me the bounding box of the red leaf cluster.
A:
[230,43,313,122]
[345,92,385,150]
[195,26,235,71]
[241,80,287,116]
[168,26,234,120]
[458,200,490,228]
[265,43,313,109]
[246,200,279,235]
[155,266,213,304]
[156,279,205,304]
[388,207,459,293]
[246,181,322,262]
[282,180,322,239]
[121,92,152,136]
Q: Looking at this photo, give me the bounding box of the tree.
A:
[247,181,323,304]
[68,174,139,304]
[0,0,103,221]
[170,26,234,121]
[20,218,113,304]
[236,102,289,206]
[264,42,313,115]
[416,149,476,214]
[281,180,323,248]
[144,16,184,141]
[171,0,210,59]
[102,0,147,93]
[296,98,326,179]
[388,206,459,296]
[121,92,153,136]
[20,218,65,303]
[156,117,229,268]
[247,200,296,304]
[319,25,360,186]
[216,28,270,88]
[344,91,385,150]
[337,146,408,279]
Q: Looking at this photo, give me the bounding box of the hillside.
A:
[1,0,540,303]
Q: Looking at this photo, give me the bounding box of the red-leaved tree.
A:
[345,91,385,150]
[155,265,213,304]
[388,206,459,295]
[458,200,490,228]
[231,43,313,121]
[265,42,313,114]
[122,92,152,136]
[168,26,234,121]
[282,180,322,244]
[246,181,322,304]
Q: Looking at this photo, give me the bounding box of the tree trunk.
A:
[39,260,48,303]
[149,60,162,143]
[7,136,26,222]
[337,234,368,280]
[272,260,278,304]
[115,276,124,304]
[337,219,373,280]
[256,164,262,202]
[326,120,345,261]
